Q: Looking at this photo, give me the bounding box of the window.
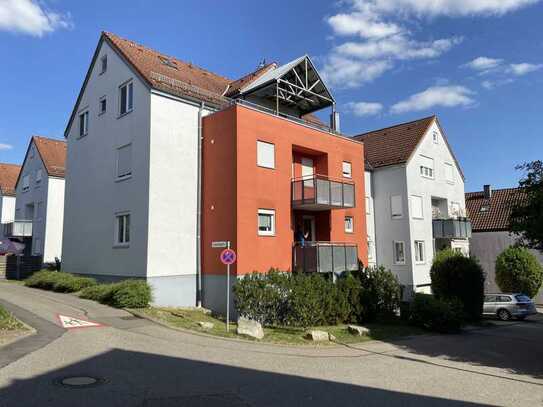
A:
[22,175,30,191]
[36,169,42,184]
[451,202,461,218]
[394,241,406,264]
[116,144,132,179]
[115,213,130,245]
[419,155,434,179]
[391,195,403,219]
[99,97,107,115]
[345,216,353,233]
[79,111,89,137]
[342,161,352,178]
[445,163,454,183]
[433,131,439,144]
[256,141,275,169]
[119,81,134,115]
[480,205,489,212]
[411,195,423,219]
[414,240,425,263]
[100,55,107,74]
[257,209,275,236]
[365,196,371,215]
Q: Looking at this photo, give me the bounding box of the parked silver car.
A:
[483,293,537,321]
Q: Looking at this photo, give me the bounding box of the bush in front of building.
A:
[495,246,543,298]
[430,254,485,321]
[25,271,97,293]
[357,266,402,322]
[408,293,464,333]
[80,280,152,309]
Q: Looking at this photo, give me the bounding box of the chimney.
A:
[483,184,492,199]
[330,111,340,132]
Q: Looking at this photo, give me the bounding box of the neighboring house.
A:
[355,116,470,294]
[0,163,21,240]
[62,32,367,311]
[7,136,66,263]
[365,161,377,267]
[466,185,543,304]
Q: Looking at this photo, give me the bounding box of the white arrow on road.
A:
[57,314,103,329]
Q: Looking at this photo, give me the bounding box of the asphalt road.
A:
[0,281,542,407]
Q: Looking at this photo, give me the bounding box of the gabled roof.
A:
[354,115,464,179]
[0,163,21,197]
[16,137,67,189]
[466,187,527,232]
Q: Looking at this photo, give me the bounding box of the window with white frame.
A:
[79,111,89,137]
[391,195,403,219]
[345,216,353,233]
[119,81,134,115]
[342,161,352,178]
[258,209,275,236]
[445,162,454,183]
[415,240,425,263]
[394,241,406,264]
[451,201,461,218]
[432,130,439,144]
[419,155,434,179]
[22,175,30,191]
[115,213,130,245]
[100,55,107,74]
[36,169,42,184]
[256,141,275,169]
[411,195,423,219]
[365,196,371,215]
[99,96,107,115]
[116,144,132,179]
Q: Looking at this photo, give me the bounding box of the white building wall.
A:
[0,195,16,240]
[62,41,151,278]
[364,171,376,266]
[43,178,64,262]
[405,121,467,288]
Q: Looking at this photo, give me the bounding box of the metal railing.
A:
[432,218,472,239]
[3,220,33,237]
[292,175,355,210]
[293,242,358,274]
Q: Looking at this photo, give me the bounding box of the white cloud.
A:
[390,85,475,114]
[327,11,401,39]
[508,63,543,76]
[0,0,72,37]
[345,101,384,116]
[463,56,504,71]
[0,143,13,151]
[321,56,392,88]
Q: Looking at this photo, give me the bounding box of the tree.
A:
[495,246,543,298]
[509,161,543,252]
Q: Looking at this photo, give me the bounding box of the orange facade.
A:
[202,104,367,277]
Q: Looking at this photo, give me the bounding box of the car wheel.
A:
[497,309,512,321]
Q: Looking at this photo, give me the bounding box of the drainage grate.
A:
[54,376,105,388]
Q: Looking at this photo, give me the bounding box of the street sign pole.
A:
[226,241,230,332]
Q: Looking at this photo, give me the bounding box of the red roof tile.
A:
[225,63,277,97]
[465,187,526,232]
[0,163,21,197]
[33,136,67,178]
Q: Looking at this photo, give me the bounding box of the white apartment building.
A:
[357,116,470,293]
[0,163,20,241]
[8,137,66,262]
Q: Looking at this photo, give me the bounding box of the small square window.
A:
[258,209,275,236]
[99,97,107,115]
[257,141,275,169]
[115,213,130,245]
[342,161,352,178]
[345,216,353,233]
[394,241,406,264]
[100,55,107,74]
[119,81,134,115]
[415,240,425,264]
[79,111,89,137]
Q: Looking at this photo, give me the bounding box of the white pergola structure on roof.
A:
[236,55,338,130]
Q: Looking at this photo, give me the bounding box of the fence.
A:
[0,255,43,280]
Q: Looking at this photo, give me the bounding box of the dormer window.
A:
[480,205,489,212]
[100,55,107,74]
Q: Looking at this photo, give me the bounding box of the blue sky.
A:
[0,0,541,192]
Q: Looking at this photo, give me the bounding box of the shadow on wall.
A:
[0,349,488,407]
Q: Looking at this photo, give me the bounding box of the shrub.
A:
[409,294,464,333]
[431,254,485,321]
[80,284,116,303]
[25,271,96,293]
[495,246,543,298]
[357,266,401,322]
[80,280,152,308]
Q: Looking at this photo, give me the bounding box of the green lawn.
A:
[139,307,424,345]
[0,305,25,331]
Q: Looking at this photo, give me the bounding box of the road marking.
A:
[57,314,103,329]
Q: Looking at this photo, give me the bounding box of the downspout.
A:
[196,101,205,307]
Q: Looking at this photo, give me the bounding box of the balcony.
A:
[292,175,355,210]
[3,220,33,238]
[432,218,472,239]
[293,242,358,274]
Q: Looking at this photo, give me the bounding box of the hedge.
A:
[408,293,464,333]
[24,271,97,293]
[430,253,485,321]
[495,246,543,298]
[80,280,152,308]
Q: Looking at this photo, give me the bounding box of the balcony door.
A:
[302,215,316,242]
[301,157,314,179]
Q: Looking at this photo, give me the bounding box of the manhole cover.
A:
[55,376,105,388]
